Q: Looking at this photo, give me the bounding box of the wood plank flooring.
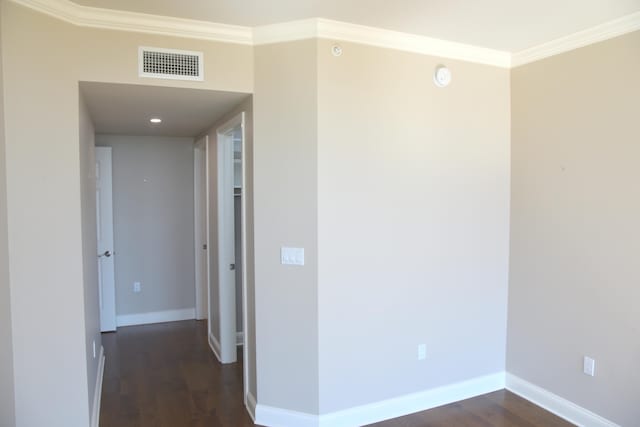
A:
[100,320,574,427]
[100,320,254,427]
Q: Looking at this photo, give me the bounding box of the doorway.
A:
[81,82,254,421]
[96,146,116,332]
[194,136,209,321]
[211,112,247,369]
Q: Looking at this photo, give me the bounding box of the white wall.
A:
[317,39,511,413]
[508,31,640,426]
[96,135,196,318]
[78,93,101,420]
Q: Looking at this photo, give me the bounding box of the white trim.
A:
[255,372,505,427]
[255,405,319,427]
[115,308,195,327]
[512,11,640,67]
[238,113,251,419]
[253,18,511,68]
[316,19,511,68]
[215,113,243,364]
[505,374,620,427]
[10,0,252,44]
[9,0,640,68]
[252,18,320,46]
[194,137,209,320]
[204,135,212,342]
[208,332,223,363]
[246,391,257,423]
[90,346,105,427]
[236,331,244,346]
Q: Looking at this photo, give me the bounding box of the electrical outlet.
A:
[583,356,595,376]
[133,281,141,293]
[418,344,427,361]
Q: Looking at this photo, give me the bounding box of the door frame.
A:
[96,146,117,332]
[215,112,249,397]
[194,136,210,320]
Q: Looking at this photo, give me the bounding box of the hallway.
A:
[100,320,254,427]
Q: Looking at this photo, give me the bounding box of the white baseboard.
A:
[236,331,244,346]
[208,332,222,363]
[255,372,505,427]
[506,373,619,427]
[91,346,105,427]
[256,405,319,427]
[116,308,195,327]
[246,391,257,422]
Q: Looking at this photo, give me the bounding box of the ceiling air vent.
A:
[138,47,204,81]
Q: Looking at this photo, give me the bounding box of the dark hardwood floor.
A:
[369,390,573,427]
[100,320,254,427]
[100,320,573,427]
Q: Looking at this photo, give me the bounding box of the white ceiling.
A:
[80,82,249,137]
[71,0,640,51]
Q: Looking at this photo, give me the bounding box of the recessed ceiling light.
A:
[150,117,162,124]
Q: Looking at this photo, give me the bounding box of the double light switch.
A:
[281,247,304,266]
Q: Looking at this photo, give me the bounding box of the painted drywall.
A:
[205,96,257,399]
[79,93,102,420]
[317,39,511,413]
[508,30,640,426]
[0,1,16,424]
[1,1,252,425]
[254,40,319,414]
[95,135,196,317]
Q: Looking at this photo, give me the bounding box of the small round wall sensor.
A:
[331,44,343,57]
[433,65,452,87]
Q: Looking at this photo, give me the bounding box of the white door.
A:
[194,136,209,320]
[96,147,117,332]
[216,114,243,364]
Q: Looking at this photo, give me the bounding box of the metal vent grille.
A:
[138,47,204,81]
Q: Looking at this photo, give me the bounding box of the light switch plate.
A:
[583,356,595,376]
[281,247,304,266]
[418,344,427,361]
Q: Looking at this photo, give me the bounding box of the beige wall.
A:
[254,40,320,413]
[96,135,196,316]
[0,0,16,424]
[1,2,252,425]
[317,39,511,413]
[4,0,638,424]
[79,94,101,419]
[205,96,257,400]
[508,31,640,426]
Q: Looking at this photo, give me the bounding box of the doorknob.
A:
[230,263,235,270]
[99,250,112,258]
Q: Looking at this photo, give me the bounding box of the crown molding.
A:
[253,18,512,68]
[252,18,320,46]
[315,19,512,67]
[512,11,640,67]
[10,0,253,44]
[9,0,640,68]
